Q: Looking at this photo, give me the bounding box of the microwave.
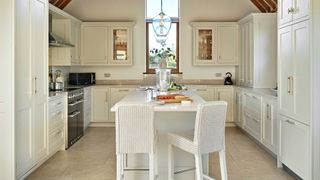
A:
[69,73,96,85]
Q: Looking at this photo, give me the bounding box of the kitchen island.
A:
[111,90,208,180]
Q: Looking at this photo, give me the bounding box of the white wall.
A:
[0,0,15,179]
[65,0,258,80]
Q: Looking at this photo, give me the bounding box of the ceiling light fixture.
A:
[152,0,172,46]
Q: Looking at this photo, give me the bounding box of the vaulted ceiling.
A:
[50,0,277,13]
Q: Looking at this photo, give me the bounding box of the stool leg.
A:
[219,150,228,180]
[195,154,203,180]
[168,144,174,180]
[149,153,155,180]
[116,154,122,180]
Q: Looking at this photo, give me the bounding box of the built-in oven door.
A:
[68,110,80,147]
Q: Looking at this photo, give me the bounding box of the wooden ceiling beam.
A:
[251,0,277,13]
[251,0,267,12]
[49,0,72,9]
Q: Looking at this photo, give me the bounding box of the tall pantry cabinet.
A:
[278,0,311,179]
[15,0,49,178]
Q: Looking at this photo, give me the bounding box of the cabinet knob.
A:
[288,7,295,14]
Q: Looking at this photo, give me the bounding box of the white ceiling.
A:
[64,0,259,22]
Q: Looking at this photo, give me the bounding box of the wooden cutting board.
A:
[156,94,192,103]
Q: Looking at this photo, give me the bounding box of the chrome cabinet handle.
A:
[287,77,291,94]
[68,111,80,118]
[34,77,38,94]
[68,100,84,107]
[286,119,295,125]
[196,89,207,92]
[55,130,62,136]
[118,89,130,92]
[266,104,270,119]
[252,118,260,123]
[288,7,295,14]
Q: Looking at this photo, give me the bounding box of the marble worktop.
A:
[110,90,206,112]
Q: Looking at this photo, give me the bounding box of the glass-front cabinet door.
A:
[192,25,217,65]
[109,26,132,65]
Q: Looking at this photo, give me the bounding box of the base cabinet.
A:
[216,88,234,123]
[92,88,109,122]
[262,98,277,154]
[84,87,92,129]
[234,90,243,127]
[280,115,310,179]
[109,88,135,122]
[189,86,215,101]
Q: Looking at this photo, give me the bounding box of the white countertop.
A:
[111,90,206,112]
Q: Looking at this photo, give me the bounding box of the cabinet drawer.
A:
[49,97,65,113]
[49,109,64,133]
[244,113,261,140]
[280,116,310,179]
[49,127,64,154]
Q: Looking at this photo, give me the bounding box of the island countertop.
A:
[110,90,206,112]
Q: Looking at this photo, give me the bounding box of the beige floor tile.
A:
[28,127,294,180]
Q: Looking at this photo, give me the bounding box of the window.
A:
[146,0,179,74]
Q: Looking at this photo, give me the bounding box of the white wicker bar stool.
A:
[167,101,228,180]
[115,103,158,180]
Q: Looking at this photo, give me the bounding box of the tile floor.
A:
[27,127,294,180]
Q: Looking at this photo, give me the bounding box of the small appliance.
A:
[69,73,96,85]
[224,72,233,85]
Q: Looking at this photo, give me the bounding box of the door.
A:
[293,0,310,22]
[189,86,215,101]
[193,26,216,65]
[109,88,135,122]
[81,26,108,65]
[279,0,293,25]
[109,27,132,65]
[217,25,238,65]
[216,88,233,122]
[31,0,48,163]
[280,115,310,179]
[15,0,34,176]
[278,26,294,116]
[92,88,109,122]
[239,24,245,85]
[262,99,277,153]
[292,21,310,124]
[71,21,81,65]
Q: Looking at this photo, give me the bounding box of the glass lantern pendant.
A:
[152,0,172,46]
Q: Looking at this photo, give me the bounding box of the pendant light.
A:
[152,0,172,46]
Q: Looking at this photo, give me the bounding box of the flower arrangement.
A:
[149,47,176,69]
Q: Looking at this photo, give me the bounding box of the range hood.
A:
[49,14,74,47]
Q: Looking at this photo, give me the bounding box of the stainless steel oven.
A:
[67,88,84,148]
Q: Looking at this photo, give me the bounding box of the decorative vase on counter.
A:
[156,68,171,92]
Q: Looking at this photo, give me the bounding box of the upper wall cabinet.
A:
[237,13,277,88]
[191,22,238,66]
[81,22,134,66]
[49,19,81,66]
[279,0,310,26]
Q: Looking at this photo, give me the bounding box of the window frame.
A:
[145,21,180,74]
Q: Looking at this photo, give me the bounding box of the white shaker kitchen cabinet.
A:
[70,21,81,65]
[262,98,277,154]
[192,24,217,65]
[109,25,133,65]
[92,88,109,122]
[191,22,239,65]
[83,87,92,130]
[188,86,215,101]
[217,24,239,65]
[81,22,134,66]
[15,0,49,178]
[216,87,234,123]
[278,0,310,27]
[234,90,244,127]
[48,95,66,155]
[109,87,136,122]
[238,14,277,88]
[50,19,72,66]
[49,19,81,66]
[81,25,108,65]
[278,21,310,125]
[279,115,310,179]
[242,92,262,141]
